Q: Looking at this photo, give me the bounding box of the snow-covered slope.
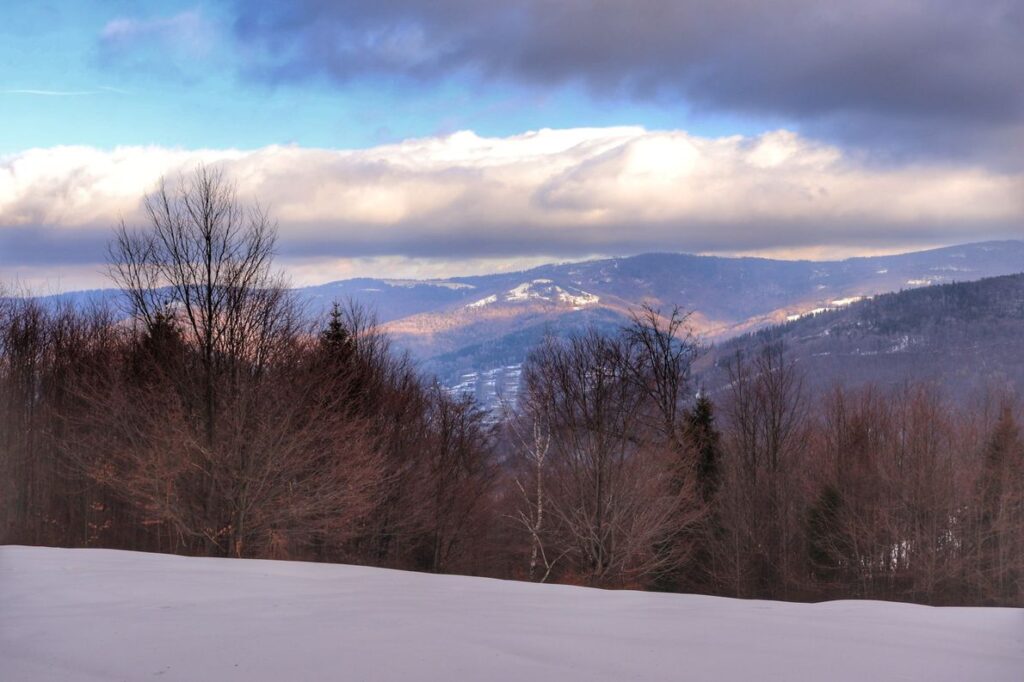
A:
[1,547,1021,682]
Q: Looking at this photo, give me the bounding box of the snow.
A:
[466,294,498,308]
[2,547,1021,682]
[787,307,829,321]
[505,280,599,307]
[445,365,522,415]
[506,280,547,301]
[557,290,599,308]
[381,280,476,290]
[787,296,866,321]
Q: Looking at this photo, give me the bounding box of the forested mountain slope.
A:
[700,272,1024,399]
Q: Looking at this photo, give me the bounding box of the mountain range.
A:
[27,240,1024,407]
[308,240,1024,406]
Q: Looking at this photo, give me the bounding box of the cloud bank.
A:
[1,127,1021,285]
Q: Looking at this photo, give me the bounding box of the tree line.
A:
[1,167,1021,606]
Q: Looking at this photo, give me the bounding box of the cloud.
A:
[232,0,1024,163]
[1,87,128,97]
[8,125,1024,284]
[97,9,217,80]
[1,127,1021,285]
[101,9,212,52]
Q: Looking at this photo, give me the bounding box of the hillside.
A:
[700,273,1024,399]
[2,547,1021,682]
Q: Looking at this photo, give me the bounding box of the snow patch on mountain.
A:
[787,296,866,321]
[466,294,498,309]
[505,279,599,308]
[506,279,554,301]
[382,280,476,290]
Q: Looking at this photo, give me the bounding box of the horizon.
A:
[3,2,1024,290]
[8,237,1023,297]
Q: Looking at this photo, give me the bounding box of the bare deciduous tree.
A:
[719,344,808,598]
[507,401,563,582]
[109,164,287,446]
[521,330,700,586]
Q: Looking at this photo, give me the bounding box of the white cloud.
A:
[2,89,100,97]
[97,9,218,81]
[1,126,1021,287]
[100,9,213,55]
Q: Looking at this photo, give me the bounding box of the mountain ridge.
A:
[14,240,1024,405]
[698,271,1024,401]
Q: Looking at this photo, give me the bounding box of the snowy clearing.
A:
[1,546,1021,681]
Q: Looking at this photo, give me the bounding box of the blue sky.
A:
[1,1,1022,289]
[0,1,771,153]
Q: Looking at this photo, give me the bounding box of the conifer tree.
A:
[319,302,355,365]
[686,394,722,504]
[806,483,849,588]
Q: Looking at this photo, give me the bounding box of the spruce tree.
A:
[317,301,365,418]
[806,483,848,587]
[320,303,355,363]
[651,394,723,593]
[132,306,184,384]
[686,394,722,504]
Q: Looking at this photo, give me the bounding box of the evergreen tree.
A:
[651,394,723,593]
[686,394,722,504]
[319,302,355,365]
[131,306,184,384]
[316,301,366,420]
[806,483,849,587]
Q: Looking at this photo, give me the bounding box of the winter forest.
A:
[2,168,1022,608]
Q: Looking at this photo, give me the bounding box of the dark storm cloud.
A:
[232,0,1024,161]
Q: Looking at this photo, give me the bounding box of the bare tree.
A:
[966,400,1024,604]
[0,296,125,548]
[416,388,498,573]
[63,310,386,559]
[506,400,562,582]
[622,304,702,444]
[719,344,808,598]
[108,165,287,446]
[522,330,700,586]
[91,166,387,558]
